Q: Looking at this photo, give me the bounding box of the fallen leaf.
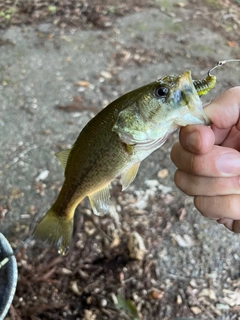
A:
[179,207,186,220]
[191,306,202,315]
[61,268,72,275]
[75,80,91,87]
[177,2,186,7]
[172,234,196,247]
[110,235,121,248]
[100,70,112,79]
[198,296,222,316]
[223,289,240,306]
[157,168,169,179]
[108,204,119,223]
[227,40,238,47]
[70,281,82,296]
[84,221,96,236]
[149,288,164,300]
[84,310,96,320]
[176,294,182,304]
[35,170,49,182]
[216,303,230,311]
[61,35,71,42]
[55,96,83,112]
[128,231,146,260]
[55,96,96,113]
[198,288,217,301]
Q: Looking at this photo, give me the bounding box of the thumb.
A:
[204,86,240,130]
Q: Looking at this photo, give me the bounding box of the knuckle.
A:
[194,194,240,221]
[228,195,240,215]
[215,177,232,192]
[225,86,240,97]
[170,142,180,164]
[189,154,202,174]
[174,170,194,196]
[194,196,206,216]
[220,86,240,105]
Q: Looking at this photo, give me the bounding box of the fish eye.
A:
[155,86,169,98]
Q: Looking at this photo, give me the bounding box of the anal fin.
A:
[121,162,140,190]
[88,185,111,216]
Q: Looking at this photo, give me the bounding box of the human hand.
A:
[171,86,240,232]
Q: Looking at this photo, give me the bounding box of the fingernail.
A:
[187,131,201,152]
[217,153,240,174]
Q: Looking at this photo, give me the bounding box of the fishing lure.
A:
[193,59,240,96]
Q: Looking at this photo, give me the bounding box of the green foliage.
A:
[48,5,57,14]
[0,8,14,20]
[115,294,140,320]
[107,6,116,14]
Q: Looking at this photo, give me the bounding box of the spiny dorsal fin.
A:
[121,162,140,191]
[55,149,71,170]
[88,185,111,216]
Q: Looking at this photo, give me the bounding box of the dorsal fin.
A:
[55,149,71,170]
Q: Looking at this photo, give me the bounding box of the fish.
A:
[33,70,211,255]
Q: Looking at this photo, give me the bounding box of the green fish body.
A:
[34,71,210,255]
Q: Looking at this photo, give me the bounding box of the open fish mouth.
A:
[175,71,211,125]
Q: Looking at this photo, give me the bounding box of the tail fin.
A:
[33,208,73,255]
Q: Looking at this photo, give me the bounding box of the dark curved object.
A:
[0,233,18,320]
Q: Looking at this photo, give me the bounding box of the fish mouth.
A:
[175,71,210,125]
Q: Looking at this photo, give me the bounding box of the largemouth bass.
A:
[34,71,211,255]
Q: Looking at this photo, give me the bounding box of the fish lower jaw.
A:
[174,108,208,126]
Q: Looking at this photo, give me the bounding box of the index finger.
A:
[178,86,240,154]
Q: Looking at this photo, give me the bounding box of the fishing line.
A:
[0,235,33,269]
[208,59,240,76]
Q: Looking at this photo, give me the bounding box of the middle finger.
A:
[174,170,240,196]
[171,142,240,177]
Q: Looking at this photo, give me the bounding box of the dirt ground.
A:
[1,0,240,319]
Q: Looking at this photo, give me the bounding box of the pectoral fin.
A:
[121,162,140,190]
[88,185,111,216]
[55,149,71,170]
